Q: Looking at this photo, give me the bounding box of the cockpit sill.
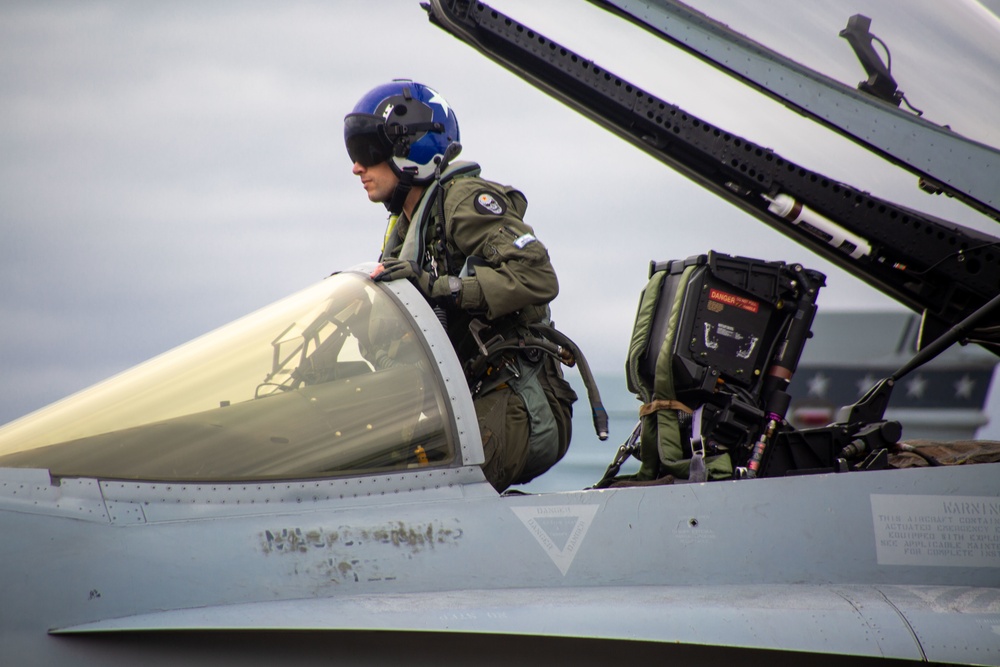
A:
[0,464,496,525]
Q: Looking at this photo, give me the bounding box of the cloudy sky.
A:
[2,0,999,435]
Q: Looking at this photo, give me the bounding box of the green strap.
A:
[652,267,732,480]
[507,356,560,483]
[643,266,690,480]
[398,161,481,264]
[625,271,666,405]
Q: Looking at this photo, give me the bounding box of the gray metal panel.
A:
[599,0,1000,217]
[0,464,1000,662]
[0,467,109,522]
[878,585,1000,665]
[99,465,492,524]
[3,445,997,665]
[55,584,1000,664]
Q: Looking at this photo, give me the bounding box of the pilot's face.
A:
[352,160,398,204]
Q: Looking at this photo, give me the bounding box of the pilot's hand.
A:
[372,258,455,302]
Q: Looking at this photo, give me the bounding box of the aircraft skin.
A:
[1,275,998,666]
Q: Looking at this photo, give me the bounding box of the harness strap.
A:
[398,161,480,263]
[639,399,692,417]
[464,319,608,441]
[380,168,417,261]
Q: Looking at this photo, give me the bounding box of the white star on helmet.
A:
[426,88,452,118]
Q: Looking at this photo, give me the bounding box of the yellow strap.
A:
[639,399,692,417]
[381,214,400,255]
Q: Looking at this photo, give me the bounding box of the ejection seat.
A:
[606,251,826,485]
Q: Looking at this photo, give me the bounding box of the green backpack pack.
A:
[611,252,825,484]
[622,262,732,482]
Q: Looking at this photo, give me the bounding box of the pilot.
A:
[344,79,577,491]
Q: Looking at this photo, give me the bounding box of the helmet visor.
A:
[344,114,393,167]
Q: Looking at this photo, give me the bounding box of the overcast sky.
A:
[2,0,999,434]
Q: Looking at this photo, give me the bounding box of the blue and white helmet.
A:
[344,80,460,184]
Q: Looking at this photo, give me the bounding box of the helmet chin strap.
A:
[384,166,417,216]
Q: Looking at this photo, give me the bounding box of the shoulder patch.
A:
[474,191,506,216]
[513,233,537,248]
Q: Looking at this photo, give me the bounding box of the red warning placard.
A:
[708,288,760,314]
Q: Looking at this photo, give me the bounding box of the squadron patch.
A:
[474,191,506,216]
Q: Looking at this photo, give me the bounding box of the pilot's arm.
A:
[443,180,558,320]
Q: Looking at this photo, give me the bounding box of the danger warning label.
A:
[708,288,759,314]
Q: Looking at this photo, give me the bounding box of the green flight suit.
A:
[385,161,576,491]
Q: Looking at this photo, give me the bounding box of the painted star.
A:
[426,88,451,118]
[905,374,927,399]
[856,373,878,397]
[954,374,976,399]
[807,372,829,398]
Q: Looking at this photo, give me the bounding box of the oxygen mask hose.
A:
[533,325,609,440]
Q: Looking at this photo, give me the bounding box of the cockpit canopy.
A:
[0,272,457,481]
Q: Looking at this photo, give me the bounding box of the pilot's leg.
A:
[475,387,529,492]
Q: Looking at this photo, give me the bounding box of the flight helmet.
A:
[344,80,460,184]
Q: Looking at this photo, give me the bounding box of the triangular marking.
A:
[511,504,599,575]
